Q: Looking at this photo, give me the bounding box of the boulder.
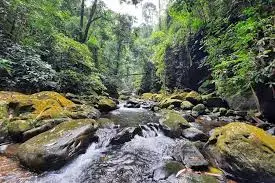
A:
[124,99,141,108]
[0,91,75,121]
[192,104,206,115]
[17,119,98,171]
[206,122,275,182]
[170,92,188,100]
[69,105,101,119]
[97,97,117,112]
[204,97,228,108]
[173,140,209,170]
[110,127,141,145]
[186,91,202,105]
[182,114,195,122]
[219,108,227,116]
[181,101,194,110]
[141,93,154,100]
[97,118,115,128]
[159,98,182,108]
[182,127,208,142]
[160,110,190,137]
[176,173,219,183]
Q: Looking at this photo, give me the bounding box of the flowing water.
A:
[0,104,226,183]
[26,104,183,183]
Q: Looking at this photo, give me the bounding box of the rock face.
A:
[207,122,275,182]
[17,119,98,171]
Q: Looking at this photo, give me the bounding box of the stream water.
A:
[0,104,225,183]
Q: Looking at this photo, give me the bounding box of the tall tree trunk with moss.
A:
[79,0,99,43]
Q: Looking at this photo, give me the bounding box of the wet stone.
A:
[182,127,208,142]
[173,140,209,170]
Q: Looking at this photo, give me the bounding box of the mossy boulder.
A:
[0,91,75,121]
[207,122,275,182]
[97,97,117,112]
[17,119,98,171]
[159,98,182,108]
[160,110,190,137]
[177,173,218,183]
[170,92,188,100]
[152,93,165,102]
[141,93,154,100]
[192,104,206,115]
[186,91,202,105]
[181,101,194,110]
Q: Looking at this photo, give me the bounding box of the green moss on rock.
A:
[207,122,275,182]
[97,97,117,112]
[160,110,190,130]
[17,119,98,171]
[186,91,202,105]
[181,101,194,110]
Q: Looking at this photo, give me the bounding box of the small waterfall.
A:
[31,128,118,183]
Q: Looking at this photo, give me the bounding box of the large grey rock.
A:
[182,127,208,142]
[17,119,98,171]
[173,140,208,170]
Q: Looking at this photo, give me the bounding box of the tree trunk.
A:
[81,0,98,43]
[79,0,85,41]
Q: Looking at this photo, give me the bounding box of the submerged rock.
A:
[110,127,141,145]
[206,122,275,182]
[17,119,98,171]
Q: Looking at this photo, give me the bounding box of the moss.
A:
[7,120,33,135]
[170,92,188,100]
[185,174,218,183]
[31,91,75,108]
[153,94,165,102]
[159,98,182,108]
[186,91,202,104]
[0,101,8,119]
[210,122,275,152]
[181,101,194,110]
[141,93,154,100]
[208,166,223,175]
[97,97,117,111]
[0,91,76,121]
[192,104,206,115]
[165,161,185,175]
[208,122,275,176]
[19,119,97,150]
[161,110,190,129]
[97,118,114,127]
